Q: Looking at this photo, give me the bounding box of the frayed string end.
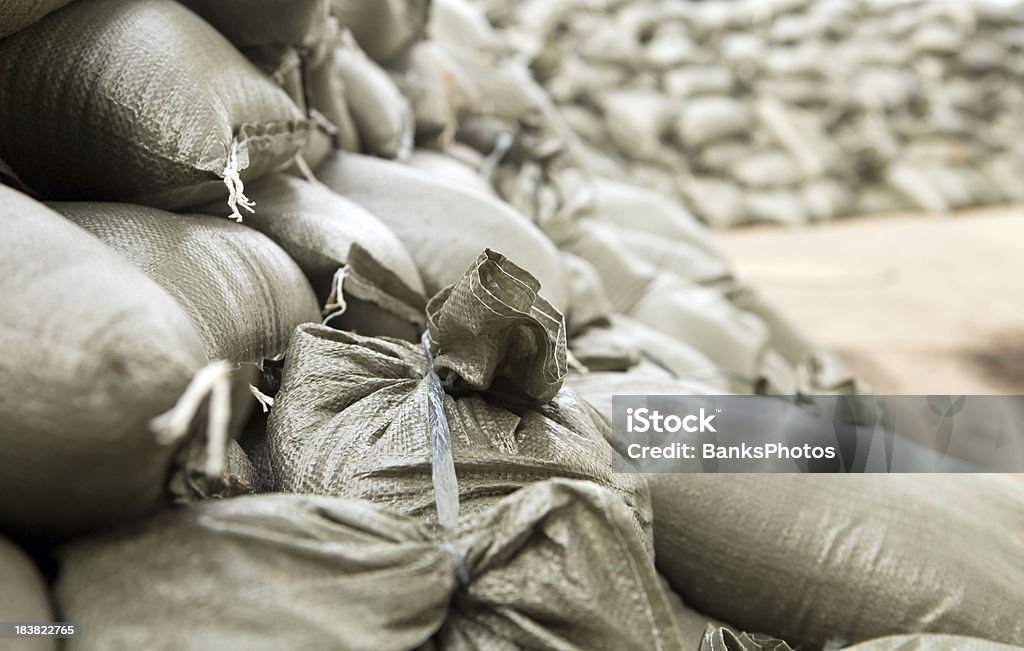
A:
[222,141,255,222]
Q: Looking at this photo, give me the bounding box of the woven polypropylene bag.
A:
[650,474,1024,648]
[0,0,310,217]
[0,0,72,39]
[0,187,221,537]
[57,480,683,650]
[267,250,652,548]
[55,203,320,364]
[0,536,56,651]
[201,174,425,341]
[315,152,569,313]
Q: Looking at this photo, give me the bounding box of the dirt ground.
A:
[717,204,1024,395]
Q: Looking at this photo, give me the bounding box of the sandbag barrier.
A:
[469,0,1024,227]
[2,1,1023,649]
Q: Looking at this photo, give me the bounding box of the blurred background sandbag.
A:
[473,0,1024,227]
[315,151,570,313]
[178,0,330,50]
[0,535,56,651]
[54,203,321,365]
[0,0,311,218]
[331,0,431,65]
[649,473,1024,649]
[0,188,227,538]
[56,481,683,650]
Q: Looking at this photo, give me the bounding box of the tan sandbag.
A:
[389,42,459,143]
[561,252,614,336]
[315,151,569,313]
[333,30,415,159]
[651,474,1024,649]
[0,0,310,218]
[54,202,320,364]
[0,535,56,651]
[58,481,684,650]
[0,187,234,537]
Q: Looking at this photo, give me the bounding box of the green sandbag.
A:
[0,187,234,537]
[0,535,56,651]
[0,0,72,39]
[54,202,321,364]
[211,174,426,340]
[267,250,652,548]
[315,151,569,313]
[651,474,1024,648]
[57,480,684,650]
[178,0,329,48]
[0,0,310,218]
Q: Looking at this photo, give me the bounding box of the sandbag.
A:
[267,250,652,548]
[54,203,320,364]
[674,97,751,149]
[1,0,73,38]
[561,252,614,337]
[407,149,494,196]
[0,536,56,651]
[555,218,656,314]
[315,151,569,313]
[333,29,415,159]
[57,480,683,650]
[331,0,430,64]
[651,474,1024,649]
[629,274,771,381]
[0,188,235,537]
[0,0,310,219]
[601,90,675,162]
[178,0,329,48]
[203,174,426,340]
[844,635,1024,651]
[589,178,727,262]
[390,43,461,144]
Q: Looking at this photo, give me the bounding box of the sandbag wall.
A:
[1,1,1023,649]
[474,0,1024,227]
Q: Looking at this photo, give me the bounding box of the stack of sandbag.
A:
[0,188,254,538]
[471,0,1024,227]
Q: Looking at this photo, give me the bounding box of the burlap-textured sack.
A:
[332,0,430,64]
[179,0,329,48]
[0,0,72,39]
[55,203,320,364]
[202,174,426,340]
[0,0,310,218]
[651,474,1024,648]
[0,535,55,651]
[316,152,569,313]
[267,250,652,548]
[57,480,683,650]
[0,188,234,537]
